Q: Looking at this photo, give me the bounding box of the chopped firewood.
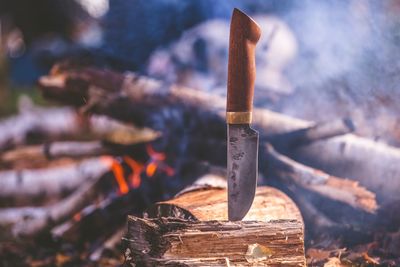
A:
[38,66,400,203]
[269,118,354,149]
[264,143,377,213]
[0,157,114,236]
[180,139,378,213]
[1,141,107,165]
[0,100,160,152]
[37,66,378,216]
[123,185,305,266]
[0,105,82,152]
[0,157,112,202]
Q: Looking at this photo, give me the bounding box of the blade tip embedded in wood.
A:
[124,185,306,266]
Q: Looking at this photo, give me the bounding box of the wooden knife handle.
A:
[227,8,261,123]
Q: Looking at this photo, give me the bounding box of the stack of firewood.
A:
[1,62,400,265]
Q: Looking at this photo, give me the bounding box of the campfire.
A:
[0,62,397,265]
[1,2,400,266]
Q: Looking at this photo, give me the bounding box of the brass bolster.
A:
[226,112,252,124]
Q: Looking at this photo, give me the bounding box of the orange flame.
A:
[145,144,175,177]
[146,162,158,177]
[103,146,174,193]
[110,159,129,195]
[123,156,143,189]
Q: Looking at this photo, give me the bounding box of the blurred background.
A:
[1,0,400,266]
[1,0,400,145]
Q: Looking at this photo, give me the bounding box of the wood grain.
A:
[123,186,305,266]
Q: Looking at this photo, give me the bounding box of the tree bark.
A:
[123,185,305,266]
[0,157,112,201]
[0,158,113,237]
[0,101,159,152]
[264,143,377,213]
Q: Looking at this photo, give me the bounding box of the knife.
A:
[227,8,261,221]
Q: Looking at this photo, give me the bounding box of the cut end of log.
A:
[123,186,306,266]
[150,186,303,222]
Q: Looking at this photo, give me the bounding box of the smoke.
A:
[103,0,400,145]
[285,1,369,87]
[275,1,400,145]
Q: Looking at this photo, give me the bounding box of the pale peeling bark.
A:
[0,158,113,237]
[0,157,112,200]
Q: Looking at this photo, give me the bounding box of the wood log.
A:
[37,67,378,212]
[38,66,400,203]
[183,137,378,213]
[0,105,82,152]
[268,118,354,149]
[123,186,305,266]
[0,157,112,201]
[0,100,159,152]
[0,156,112,237]
[263,143,377,213]
[1,141,108,165]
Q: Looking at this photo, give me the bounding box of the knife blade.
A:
[227,8,261,221]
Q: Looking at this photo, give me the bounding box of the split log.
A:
[123,185,305,266]
[38,66,400,203]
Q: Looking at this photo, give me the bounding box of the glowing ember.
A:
[123,156,143,189]
[73,212,82,222]
[163,165,175,176]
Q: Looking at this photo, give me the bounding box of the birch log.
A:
[39,67,400,203]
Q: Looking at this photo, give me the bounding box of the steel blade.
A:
[227,124,259,221]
